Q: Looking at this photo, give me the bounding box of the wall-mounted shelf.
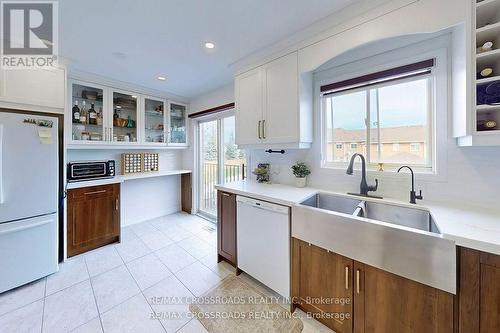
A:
[477,104,500,111]
[474,0,500,137]
[454,1,500,145]
[476,22,500,44]
[477,75,500,84]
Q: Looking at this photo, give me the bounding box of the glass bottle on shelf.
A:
[72,101,80,124]
[88,103,97,125]
[79,100,87,124]
[96,107,103,126]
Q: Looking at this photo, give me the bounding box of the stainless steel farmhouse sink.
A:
[292,192,456,294]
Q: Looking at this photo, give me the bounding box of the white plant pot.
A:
[295,177,307,188]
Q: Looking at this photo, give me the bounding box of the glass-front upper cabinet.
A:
[144,97,166,144]
[112,91,138,143]
[70,83,105,142]
[169,102,187,145]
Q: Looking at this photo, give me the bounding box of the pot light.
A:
[204,42,215,49]
[157,76,167,81]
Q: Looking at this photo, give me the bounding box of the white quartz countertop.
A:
[67,170,192,190]
[215,181,500,256]
[215,181,317,207]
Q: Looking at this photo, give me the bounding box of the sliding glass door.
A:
[200,120,219,216]
[198,115,245,218]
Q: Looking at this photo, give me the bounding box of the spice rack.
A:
[475,0,500,132]
[122,153,159,174]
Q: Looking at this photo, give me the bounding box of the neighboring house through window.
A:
[321,57,436,171]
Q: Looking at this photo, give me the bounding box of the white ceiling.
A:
[59,0,357,99]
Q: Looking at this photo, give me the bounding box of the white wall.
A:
[188,83,234,114]
[68,149,184,226]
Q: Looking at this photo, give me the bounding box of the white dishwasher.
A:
[236,196,290,298]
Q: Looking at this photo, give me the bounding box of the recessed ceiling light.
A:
[204,42,215,49]
[111,51,127,60]
[157,76,167,81]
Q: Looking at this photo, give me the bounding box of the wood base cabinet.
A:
[217,191,237,266]
[67,184,120,257]
[353,261,454,333]
[458,247,500,333]
[292,238,454,333]
[292,238,353,333]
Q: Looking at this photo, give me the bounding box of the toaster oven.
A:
[67,160,115,182]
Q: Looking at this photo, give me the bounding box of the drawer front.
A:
[69,183,120,200]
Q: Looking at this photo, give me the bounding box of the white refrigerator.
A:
[0,110,59,293]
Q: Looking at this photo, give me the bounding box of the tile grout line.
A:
[40,278,47,333]
[121,257,169,333]
[84,254,106,333]
[0,280,47,320]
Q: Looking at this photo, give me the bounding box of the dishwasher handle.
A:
[236,196,289,215]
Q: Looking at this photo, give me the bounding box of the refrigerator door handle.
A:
[0,218,52,236]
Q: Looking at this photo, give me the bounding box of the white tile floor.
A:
[0,212,334,333]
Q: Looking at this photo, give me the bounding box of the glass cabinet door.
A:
[144,98,166,143]
[112,92,138,142]
[169,102,187,144]
[71,83,105,142]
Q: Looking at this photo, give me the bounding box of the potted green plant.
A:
[252,163,270,183]
[291,162,311,188]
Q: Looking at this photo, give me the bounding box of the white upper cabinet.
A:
[235,51,312,148]
[67,79,188,149]
[0,67,65,112]
[168,102,188,146]
[264,52,299,144]
[235,67,265,145]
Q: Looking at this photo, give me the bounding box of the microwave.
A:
[67,160,115,182]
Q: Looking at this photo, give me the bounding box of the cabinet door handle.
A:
[345,266,349,290]
[262,120,266,139]
[356,269,360,294]
[84,190,106,195]
[258,121,262,139]
[116,198,119,211]
[221,192,230,197]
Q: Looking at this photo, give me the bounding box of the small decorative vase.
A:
[295,177,306,188]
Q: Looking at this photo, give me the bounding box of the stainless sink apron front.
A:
[292,199,456,294]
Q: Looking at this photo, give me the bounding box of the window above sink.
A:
[315,35,449,179]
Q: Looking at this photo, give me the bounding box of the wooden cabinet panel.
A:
[292,238,353,333]
[459,247,500,333]
[480,264,500,332]
[354,261,454,333]
[217,191,237,266]
[67,184,120,257]
[181,173,192,213]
